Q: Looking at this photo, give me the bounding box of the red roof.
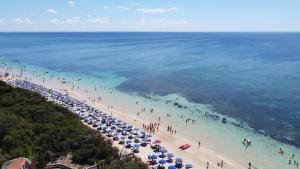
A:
[5,158,27,169]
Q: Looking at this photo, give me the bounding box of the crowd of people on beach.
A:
[167,125,177,135]
[142,122,160,134]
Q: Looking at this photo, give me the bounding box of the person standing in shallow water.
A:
[198,141,201,147]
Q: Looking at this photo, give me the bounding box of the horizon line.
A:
[0,31,300,33]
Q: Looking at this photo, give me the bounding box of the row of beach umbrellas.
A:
[10,80,193,169]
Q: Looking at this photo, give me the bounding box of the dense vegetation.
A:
[0,80,147,169]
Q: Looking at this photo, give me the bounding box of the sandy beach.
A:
[1,63,300,169]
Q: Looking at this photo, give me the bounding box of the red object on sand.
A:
[155,139,161,143]
[179,144,188,149]
[181,144,191,150]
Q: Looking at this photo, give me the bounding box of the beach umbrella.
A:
[134,133,141,138]
[152,141,158,144]
[120,136,126,140]
[155,139,161,143]
[150,154,158,160]
[148,152,156,157]
[134,143,140,148]
[160,148,168,154]
[126,139,132,144]
[176,157,183,163]
[185,163,193,168]
[168,165,176,169]
[159,159,167,165]
[167,153,174,158]
[124,127,131,131]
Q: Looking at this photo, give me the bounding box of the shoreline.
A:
[1,63,300,169]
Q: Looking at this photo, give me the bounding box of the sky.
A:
[0,0,300,32]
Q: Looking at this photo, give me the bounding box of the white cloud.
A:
[0,19,7,25]
[103,6,109,9]
[86,17,109,24]
[48,17,109,26]
[12,18,35,25]
[118,6,130,10]
[69,1,75,7]
[48,18,65,25]
[46,9,58,14]
[137,18,189,28]
[136,7,177,14]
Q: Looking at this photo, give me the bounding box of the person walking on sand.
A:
[206,162,209,169]
[198,141,201,147]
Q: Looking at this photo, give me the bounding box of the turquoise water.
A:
[0,32,300,149]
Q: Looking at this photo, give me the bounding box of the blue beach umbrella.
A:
[159,159,167,165]
[134,143,140,148]
[176,157,183,163]
[150,154,158,160]
[167,153,174,158]
[185,163,193,168]
[168,165,176,169]
[160,148,168,154]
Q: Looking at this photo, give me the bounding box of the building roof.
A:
[3,157,28,169]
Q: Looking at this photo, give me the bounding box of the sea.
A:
[0,32,300,168]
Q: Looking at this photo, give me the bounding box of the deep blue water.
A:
[1,32,300,147]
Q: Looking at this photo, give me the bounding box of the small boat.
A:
[181,144,191,150]
[179,144,188,149]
